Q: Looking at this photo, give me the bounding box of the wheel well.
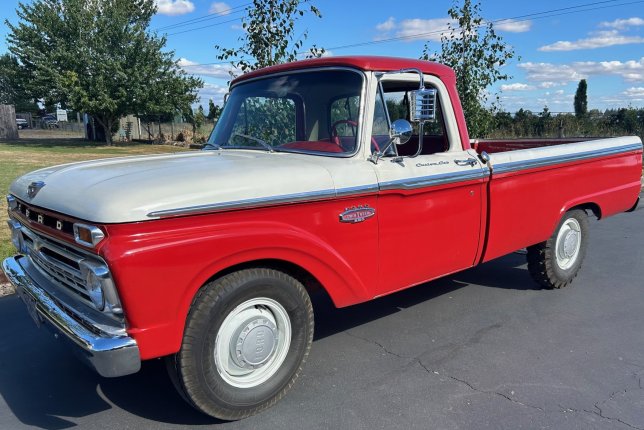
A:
[569,202,602,220]
[206,259,336,308]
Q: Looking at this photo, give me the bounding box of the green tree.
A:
[215,0,324,75]
[574,79,588,118]
[6,0,202,145]
[207,98,222,120]
[0,53,38,112]
[195,105,206,130]
[421,0,517,138]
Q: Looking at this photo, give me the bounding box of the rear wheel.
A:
[167,268,314,420]
[527,209,589,289]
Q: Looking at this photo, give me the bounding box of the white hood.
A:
[10,150,337,223]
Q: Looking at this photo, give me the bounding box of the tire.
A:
[167,268,314,420]
[527,209,589,289]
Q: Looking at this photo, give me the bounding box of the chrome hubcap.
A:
[214,298,291,388]
[555,218,582,270]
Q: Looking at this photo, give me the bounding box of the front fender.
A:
[102,216,376,359]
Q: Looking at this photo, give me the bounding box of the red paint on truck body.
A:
[16,57,637,362]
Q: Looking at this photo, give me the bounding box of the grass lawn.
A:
[0,137,190,262]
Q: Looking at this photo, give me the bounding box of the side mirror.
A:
[390,119,412,145]
[409,88,437,122]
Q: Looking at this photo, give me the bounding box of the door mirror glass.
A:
[390,119,412,145]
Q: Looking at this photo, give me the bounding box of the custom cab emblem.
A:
[27,181,45,199]
[339,205,376,224]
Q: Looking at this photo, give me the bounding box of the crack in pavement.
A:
[414,358,546,412]
[344,330,545,412]
[344,331,644,429]
[343,331,406,359]
[591,371,644,430]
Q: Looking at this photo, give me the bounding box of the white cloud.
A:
[600,17,644,30]
[495,19,532,33]
[209,2,231,15]
[539,30,644,51]
[374,16,531,42]
[375,17,453,42]
[619,87,644,102]
[155,0,195,16]
[500,83,535,91]
[538,82,566,89]
[376,17,396,32]
[519,58,644,84]
[178,58,236,79]
[537,90,572,108]
[198,83,228,104]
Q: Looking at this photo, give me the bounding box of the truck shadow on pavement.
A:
[0,252,535,428]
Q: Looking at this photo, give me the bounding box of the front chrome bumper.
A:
[2,255,141,377]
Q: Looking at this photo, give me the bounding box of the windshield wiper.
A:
[231,133,274,153]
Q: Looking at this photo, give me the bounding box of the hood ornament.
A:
[27,181,45,199]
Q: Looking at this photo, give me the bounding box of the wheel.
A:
[527,209,589,289]
[167,268,314,420]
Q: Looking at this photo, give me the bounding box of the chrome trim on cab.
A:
[379,169,488,191]
[2,256,140,377]
[493,143,643,174]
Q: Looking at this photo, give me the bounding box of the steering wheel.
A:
[331,119,380,152]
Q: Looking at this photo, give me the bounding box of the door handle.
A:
[454,158,478,167]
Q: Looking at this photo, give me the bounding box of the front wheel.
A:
[167,268,314,420]
[527,209,589,289]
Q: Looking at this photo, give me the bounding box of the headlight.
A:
[7,219,24,253]
[79,260,110,311]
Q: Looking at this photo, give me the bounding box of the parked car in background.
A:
[15,118,28,129]
[41,114,59,128]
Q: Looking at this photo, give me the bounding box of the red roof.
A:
[230,56,456,86]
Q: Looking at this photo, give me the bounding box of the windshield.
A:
[207,69,364,155]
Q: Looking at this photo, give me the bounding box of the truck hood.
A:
[10,150,337,223]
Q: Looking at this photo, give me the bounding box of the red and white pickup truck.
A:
[3,56,642,420]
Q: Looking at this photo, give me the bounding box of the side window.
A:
[329,95,360,150]
[374,84,449,156]
[230,96,296,147]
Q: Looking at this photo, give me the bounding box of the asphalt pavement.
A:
[0,206,643,430]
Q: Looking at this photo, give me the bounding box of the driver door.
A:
[372,78,486,296]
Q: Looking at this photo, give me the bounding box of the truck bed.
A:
[475,136,642,263]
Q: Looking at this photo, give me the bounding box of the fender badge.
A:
[27,181,45,199]
[339,205,376,224]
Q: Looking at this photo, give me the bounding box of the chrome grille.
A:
[20,227,94,307]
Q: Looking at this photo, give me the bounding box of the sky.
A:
[1,0,643,113]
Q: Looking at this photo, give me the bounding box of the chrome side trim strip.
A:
[379,169,488,191]
[148,170,490,218]
[148,189,338,218]
[493,143,643,174]
[335,184,380,197]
